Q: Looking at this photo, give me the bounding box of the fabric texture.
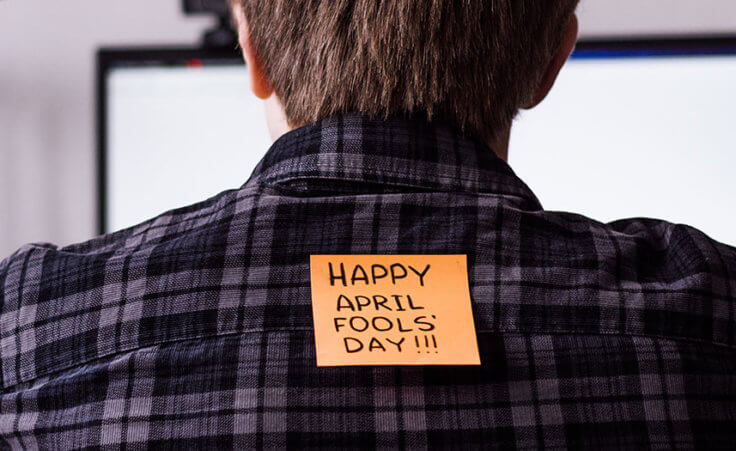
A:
[1,114,735,449]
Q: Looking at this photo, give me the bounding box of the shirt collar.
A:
[246,113,542,209]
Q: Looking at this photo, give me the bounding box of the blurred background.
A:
[1,0,736,258]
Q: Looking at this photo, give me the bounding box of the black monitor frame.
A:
[96,35,736,234]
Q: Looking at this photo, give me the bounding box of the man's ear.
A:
[523,14,579,109]
[233,5,274,100]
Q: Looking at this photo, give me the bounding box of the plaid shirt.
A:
[1,114,735,449]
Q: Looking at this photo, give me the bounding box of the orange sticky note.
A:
[309,255,481,367]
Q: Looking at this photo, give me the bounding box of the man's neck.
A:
[265,95,512,163]
[488,126,511,162]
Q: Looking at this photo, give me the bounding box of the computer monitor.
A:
[97,47,265,235]
[98,37,736,246]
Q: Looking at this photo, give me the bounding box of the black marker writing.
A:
[333,315,435,333]
[344,337,406,353]
[328,262,431,287]
[336,294,424,312]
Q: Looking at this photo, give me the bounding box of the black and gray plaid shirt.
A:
[2,114,735,449]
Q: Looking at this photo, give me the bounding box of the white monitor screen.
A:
[509,52,736,247]
[104,47,736,246]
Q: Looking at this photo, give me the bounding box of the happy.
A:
[328,262,431,287]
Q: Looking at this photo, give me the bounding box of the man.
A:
[1,0,734,448]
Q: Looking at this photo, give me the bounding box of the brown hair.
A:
[233,0,579,142]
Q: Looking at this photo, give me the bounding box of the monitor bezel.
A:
[96,35,736,234]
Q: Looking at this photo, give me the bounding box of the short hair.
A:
[232,0,579,143]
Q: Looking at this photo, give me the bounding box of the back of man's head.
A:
[232,0,580,144]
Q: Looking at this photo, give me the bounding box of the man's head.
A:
[230,0,579,157]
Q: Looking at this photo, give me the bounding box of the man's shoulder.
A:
[532,208,736,265]
[546,211,736,289]
[605,216,736,273]
[0,184,253,311]
[0,184,264,388]
[505,209,736,349]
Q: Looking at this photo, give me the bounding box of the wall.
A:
[577,0,736,36]
[1,0,736,257]
[0,1,212,257]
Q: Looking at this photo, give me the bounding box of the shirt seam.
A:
[4,326,734,393]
